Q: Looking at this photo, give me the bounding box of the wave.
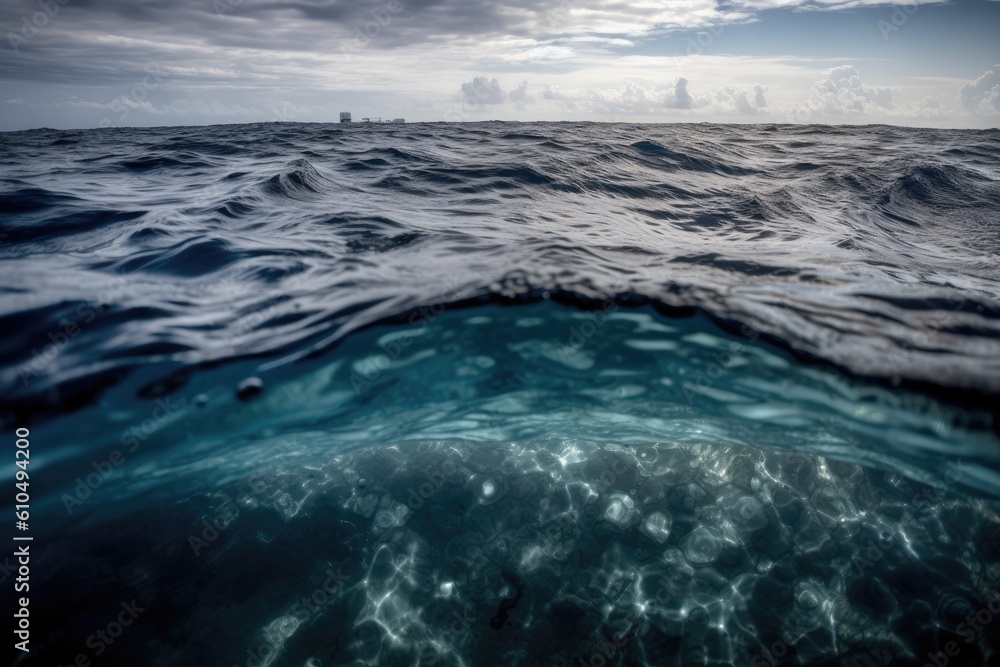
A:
[3,121,1000,667]
[0,122,998,416]
[630,139,758,175]
[258,157,356,200]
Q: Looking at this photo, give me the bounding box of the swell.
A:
[2,122,1000,444]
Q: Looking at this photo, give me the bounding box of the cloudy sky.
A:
[1,0,998,130]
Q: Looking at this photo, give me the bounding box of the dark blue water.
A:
[2,122,1000,666]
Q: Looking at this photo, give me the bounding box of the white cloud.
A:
[533,0,752,35]
[58,95,164,113]
[110,95,163,113]
[541,85,563,100]
[487,75,771,117]
[774,65,967,123]
[666,78,695,109]
[812,64,894,114]
[961,65,1000,114]
[507,64,958,123]
[714,83,768,114]
[509,80,530,103]
[460,76,507,105]
[539,78,699,113]
[499,45,577,63]
[60,97,113,110]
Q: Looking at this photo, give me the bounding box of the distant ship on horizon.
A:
[339,111,404,124]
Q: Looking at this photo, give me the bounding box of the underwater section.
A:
[11,300,1000,667]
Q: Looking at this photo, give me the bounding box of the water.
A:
[2,122,999,666]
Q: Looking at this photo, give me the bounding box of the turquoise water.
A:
[14,302,1000,667]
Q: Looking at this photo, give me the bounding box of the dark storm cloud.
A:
[3,0,576,58]
[1,0,576,87]
[285,0,539,39]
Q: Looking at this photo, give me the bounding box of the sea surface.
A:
[1,122,1000,666]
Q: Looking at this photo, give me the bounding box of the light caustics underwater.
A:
[2,122,1000,667]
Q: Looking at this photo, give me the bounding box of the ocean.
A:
[2,121,1000,666]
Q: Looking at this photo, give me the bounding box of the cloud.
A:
[109,95,164,113]
[498,45,577,63]
[780,65,894,121]
[462,77,680,114]
[961,65,1000,114]
[777,65,966,122]
[460,76,507,105]
[0,0,948,91]
[585,78,697,112]
[812,65,894,114]
[509,81,530,103]
[57,95,164,114]
[517,64,955,123]
[667,78,695,109]
[522,77,771,117]
[714,83,768,115]
[542,85,564,100]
